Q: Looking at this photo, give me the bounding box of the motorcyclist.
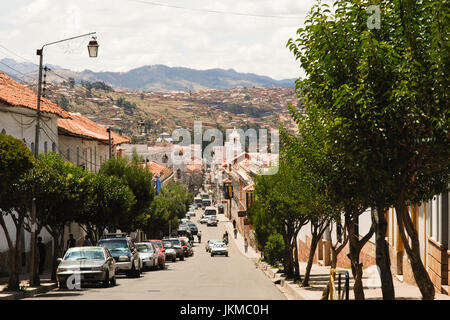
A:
[223,231,229,245]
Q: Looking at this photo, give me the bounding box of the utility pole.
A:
[31,32,98,287]
[107,127,112,159]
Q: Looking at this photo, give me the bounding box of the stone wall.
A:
[427,237,448,293]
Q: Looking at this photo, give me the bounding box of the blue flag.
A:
[156,177,161,195]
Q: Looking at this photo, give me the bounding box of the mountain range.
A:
[0,58,296,92]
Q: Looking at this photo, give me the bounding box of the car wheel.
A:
[211,253,214,257]
[102,271,110,288]
[225,253,228,257]
[180,255,184,261]
[172,257,176,262]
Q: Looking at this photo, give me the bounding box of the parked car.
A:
[161,240,177,262]
[210,242,228,257]
[56,246,116,288]
[97,234,141,278]
[205,239,221,252]
[181,218,190,224]
[187,210,196,217]
[135,242,158,271]
[206,215,218,227]
[163,237,184,261]
[148,240,166,269]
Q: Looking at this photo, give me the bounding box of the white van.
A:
[204,206,217,216]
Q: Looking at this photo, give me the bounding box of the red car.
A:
[148,240,166,269]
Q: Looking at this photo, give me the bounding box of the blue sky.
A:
[0,0,321,80]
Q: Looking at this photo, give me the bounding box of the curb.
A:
[256,260,306,300]
[0,282,58,300]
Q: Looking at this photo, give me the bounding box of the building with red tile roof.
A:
[0,72,69,118]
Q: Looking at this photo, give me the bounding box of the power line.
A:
[127,0,306,20]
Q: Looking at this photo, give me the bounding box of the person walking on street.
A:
[83,234,92,246]
[232,219,236,229]
[37,236,46,275]
[233,227,238,239]
[66,234,76,251]
[244,238,248,253]
[197,231,202,243]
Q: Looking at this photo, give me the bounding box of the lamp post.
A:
[31,32,98,286]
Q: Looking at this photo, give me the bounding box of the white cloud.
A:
[0,0,315,80]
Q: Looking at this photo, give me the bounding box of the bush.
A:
[264,233,284,267]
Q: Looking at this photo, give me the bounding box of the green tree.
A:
[0,134,34,290]
[99,157,155,232]
[79,173,135,243]
[288,0,449,299]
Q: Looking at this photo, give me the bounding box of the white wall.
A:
[58,135,109,173]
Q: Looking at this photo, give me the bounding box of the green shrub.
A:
[264,233,284,267]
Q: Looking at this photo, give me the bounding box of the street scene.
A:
[24,204,285,300]
[0,0,449,305]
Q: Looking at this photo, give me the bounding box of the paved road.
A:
[26,209,285,300]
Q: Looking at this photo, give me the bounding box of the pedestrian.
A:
[83,234,92,246]
[233,228,237,239]
[197,231,202,243]
[66,233,76,251]
[37,236,46,275]
[232,219,236,229]
[244,238,248,253]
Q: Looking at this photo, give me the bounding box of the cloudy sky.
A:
[0,0,319,80]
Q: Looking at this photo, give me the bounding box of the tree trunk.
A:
[282,232,293,279]
[0,214,21,291]
[346,218,365,300]
[293,235,301,281]
[302,234,319,287]
[395,201,435,300]
[372,205,395,300]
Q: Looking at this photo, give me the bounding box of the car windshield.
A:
[205,210,216,215]
[170,239,181,246]
[151,241,162,249]
[135,243,152,253]
[213,243,226,248]
[162,241,172,248]
[64,249,105,261]
[97,239,129,252]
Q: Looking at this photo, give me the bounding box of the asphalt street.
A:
[26,209,285,300]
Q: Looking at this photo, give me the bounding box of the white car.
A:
[187,211,196,217]
[206,215,218,227]
[210,242,228,257]
[199,216,209,224]
[135,242,158,270]
[205,240,221,252]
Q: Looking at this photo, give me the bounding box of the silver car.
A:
[135,242,158,270]
[56,246,116,288]
[210,242,228,257]
[205,239,221,252]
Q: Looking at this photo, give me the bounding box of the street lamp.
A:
[31,32,98,286]
[87,36,99,58]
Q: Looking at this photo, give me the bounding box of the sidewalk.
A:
[217,213,450,300]
[256,259,450,300]
[217,213,260,260]
[0,271,58,300]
